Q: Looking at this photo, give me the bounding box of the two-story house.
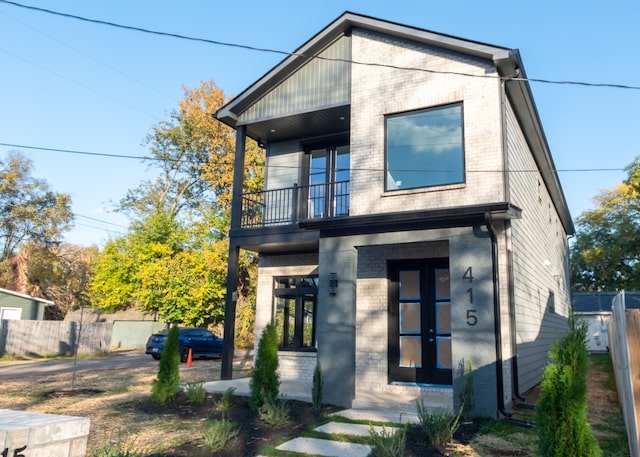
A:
[215,12,574,418]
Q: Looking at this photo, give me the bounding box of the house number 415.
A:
[463,267,477,326]
[1,446,27,457]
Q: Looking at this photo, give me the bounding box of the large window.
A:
[385,104,464,191]
[273,276,318,350]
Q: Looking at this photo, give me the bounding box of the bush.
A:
[258,395,290,426]
[184,382,206,406]
[368,424,407,457]
[249,322,280,411]
[90,429,142,457]
[416,400,460,446]
[151,325,180,404]
[312,361,323,411]
[216,386,236,413]
[535,317,601,457]
[202,418,239,450]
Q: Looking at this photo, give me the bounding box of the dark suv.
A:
[145,327,223,362]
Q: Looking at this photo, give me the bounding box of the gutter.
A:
[485,212,512,418]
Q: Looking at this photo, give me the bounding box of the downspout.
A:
[500,71,525,402]
[485,211,512,418]
[508,244,526,401]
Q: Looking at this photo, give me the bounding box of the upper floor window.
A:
[385,104,464,191]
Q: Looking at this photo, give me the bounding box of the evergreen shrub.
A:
[249,322,280,411]
[151,325,180,404]
[535,316,601,457]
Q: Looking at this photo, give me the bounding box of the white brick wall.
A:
[350,28,505,217]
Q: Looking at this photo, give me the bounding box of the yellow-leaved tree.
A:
[89,81,263,342]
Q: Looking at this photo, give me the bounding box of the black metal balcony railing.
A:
[241,181,350,229]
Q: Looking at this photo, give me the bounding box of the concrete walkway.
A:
[203,377,414,456]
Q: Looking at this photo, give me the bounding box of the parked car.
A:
[145,327,223,362]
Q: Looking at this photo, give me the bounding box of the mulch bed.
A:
[124,392,487,457]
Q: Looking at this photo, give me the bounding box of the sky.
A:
[1,0,639,247]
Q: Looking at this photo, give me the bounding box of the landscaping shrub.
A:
[458,356,475,422]
[535,316,601,457]
[201,418,239,450]
[151,325,180,404]
[249,322,280,411]
[258,395,290,426]
[312,361,323,411]
[216,386,236,413]
[368,424,407,457]
[415,400,460,446]
[184,381,206,406]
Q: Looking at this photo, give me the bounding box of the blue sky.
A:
[1,0,638,246]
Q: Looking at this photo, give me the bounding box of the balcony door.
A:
[306,145,349,219]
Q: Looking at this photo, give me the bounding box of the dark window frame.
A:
[272,275,318,351]
[384,103,465,192]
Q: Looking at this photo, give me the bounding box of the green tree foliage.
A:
[152,325,181,404]
[535,317,601,457]
[88,81,263,331]
[571,158,640,291]
[0,151,73,263]
[250,322,280,411]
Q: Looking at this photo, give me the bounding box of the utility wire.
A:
[0,141,627,174]
[0,8,177,102]
[2,0,640,91]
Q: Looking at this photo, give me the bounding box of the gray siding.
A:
[265,141,302,190]
[240,36,351,123]
[0,294,47,320]
[506,102,570,392]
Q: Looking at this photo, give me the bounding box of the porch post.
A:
[221,125,246,380]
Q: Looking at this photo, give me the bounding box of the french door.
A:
[306,145,350,219]
[388,259,452,385]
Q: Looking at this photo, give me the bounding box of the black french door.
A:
[306,145,349,219]
[388,259,452,385]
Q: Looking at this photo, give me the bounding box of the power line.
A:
[0,141,628,174]
[0,8,177,103]
[2,0,640,91]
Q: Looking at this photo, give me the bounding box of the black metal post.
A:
[221,125,247,380]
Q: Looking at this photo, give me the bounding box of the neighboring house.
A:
[216,12,574,417]
[572,291,640,353]
[0,287,54,320]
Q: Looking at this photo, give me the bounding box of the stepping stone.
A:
[315,421,398,437]
[276,437,371,457]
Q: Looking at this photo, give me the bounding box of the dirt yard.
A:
[0,352,627,457]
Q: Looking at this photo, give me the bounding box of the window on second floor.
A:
[385,103,464,192]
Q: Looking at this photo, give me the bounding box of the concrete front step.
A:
[351,387,453,413]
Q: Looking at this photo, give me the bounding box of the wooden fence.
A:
[609,291,640,457]
[0,319,112,356]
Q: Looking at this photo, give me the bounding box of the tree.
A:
[570,158,640,291]
[535,316,601,456]
[152,325,181,404]
[249,322,280,411]
[0,152,73,261]
[18,242,98,318]
[89,81,263,332]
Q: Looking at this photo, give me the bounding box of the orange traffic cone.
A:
[187,348,193,367]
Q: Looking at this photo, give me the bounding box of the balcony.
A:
[241,181,350,229]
